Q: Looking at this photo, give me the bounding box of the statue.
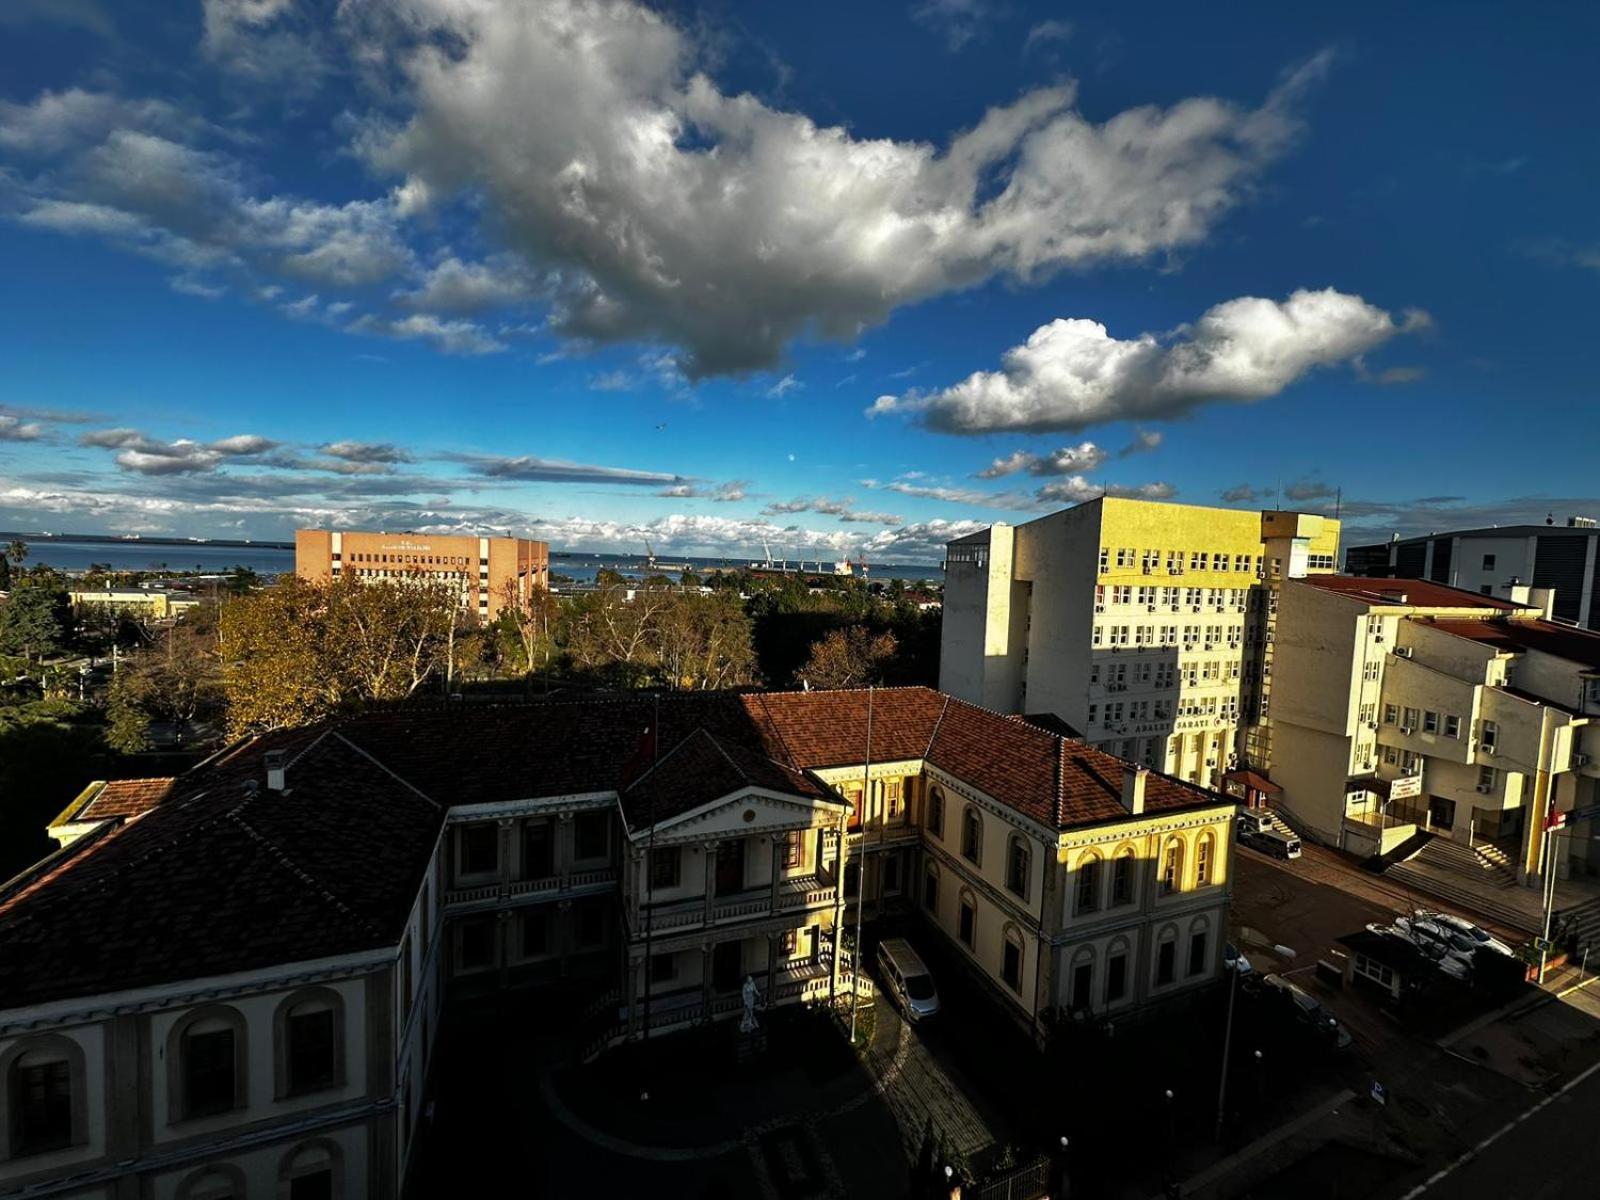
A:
[740,974,762,1033]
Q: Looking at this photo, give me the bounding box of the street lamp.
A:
[1253,1050,1264,1105]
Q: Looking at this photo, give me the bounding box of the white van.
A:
[876,938,940,1022]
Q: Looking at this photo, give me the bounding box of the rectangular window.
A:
[649,846,680,890]
[1423,711,1439,734]
[1006,839,1028,898]
[1156,940,1176,986]
[521,821,554,879]
[1481,720,1499,751]
[14,1060,72,1153]
[884,779,904,821]
[522,909,548,957]
[923,870,938,912]
[1383,703,1399,724]
[1106,954,1127,1002]
[458,917,494,970]
[1188,931,1207,977]
[1444,714,1461,739]
[287,1009,336,1093]
[962,811,981,863]
[575,812,609,861]
[1479,765,1498,789]
[958,897,976,948]
[1196,839,1212,887]
[1482,554,1496,570]
[650,953,675,985]
[1002,939,1022,992]
[1072,961,1093,1009]
[1160,844,1180,895]
[461,824,498,877]
[783,830,804,870]
[1402,707,1420,730]
[1076,859,1099,913]
[185,1029,236,1117]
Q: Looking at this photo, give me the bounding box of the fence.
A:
[972,1155,1051,1200]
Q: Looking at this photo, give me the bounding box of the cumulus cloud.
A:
[760,496,903,526]
[1023,19,1073,54]
[351,0,1329,374]
[1119,428,1163,456]
[395,256,538,313]
[766,375,803,399]
[1219,484,1264,503]
[200,0,328,99]
[448,452,684,488]
[0,416,46,442]
[1036,478,1177,505]
[976,440,1108,478]
[873,288,1426,434]
[78,428,284,475]
[657,480,748,502]
[321,441,414,465]
[862,477,1038,512]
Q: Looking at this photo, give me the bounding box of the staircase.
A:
[1556,894,1600,957]
[1474,841,1515,877]
[1385,834,1538,934]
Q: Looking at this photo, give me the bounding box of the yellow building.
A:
[942,497,1340,789]
[69,588,201,620]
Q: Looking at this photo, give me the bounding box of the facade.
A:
[293,530,548,621]
[69,589,202,620]
[2,688,1234,1199]
[941,497,1341,788]
[1345,517,1600,629]
[1268,576,1600,883]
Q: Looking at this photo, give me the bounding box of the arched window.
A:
[927,786,945,837]
[1074,852,1102,915]
[175,1163,246,1200]
[1158,836,1185,896]
[1154,924,1179,987]
[1110,845,1136,906]
[957,887,977,949]
[1068,946,1096,1011]
[167,1005,248,1123]
[274,987,346,1100]
[279,1137,344,1200]
[2,1033,87,1160]
[1001,925,1025,993]
[1187,916,1211,978]
[1005,835,1031,900]
[1195,832,1216,888]
[922,861,940,912]
[961,806,982,865]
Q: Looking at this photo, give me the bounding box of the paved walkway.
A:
[866,993,996,1162]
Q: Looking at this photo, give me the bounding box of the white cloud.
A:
[345,312,505,356]
[1036,477,1176,505]
[760,495,903,526]
[874,288,1425,434]
[79,428,284,474]
[351,1,1329,374]
[0,416,45,442]
[911,0,994,52]
[976,440,1107,478]
[200,0,328,98]
[862,477,1038,511]
[766,374,803,399]
[395,256,538,312]
[1023,19,1072,54]
[449,452,684,488]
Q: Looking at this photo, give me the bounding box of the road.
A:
[1401,1052,1600,1199]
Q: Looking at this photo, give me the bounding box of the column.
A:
[701,940,714,1016]
[556,812,575,879]
[770,834,784,909]
[766,931,779,1006]
[557,899,572,978]
[703,839,717,921]
[626,952,640,1036]
[496,817,514,897]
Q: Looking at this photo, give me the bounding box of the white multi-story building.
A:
[3,689,1236,1198]
[1270,576,1600,883]
[940,497,1342,789]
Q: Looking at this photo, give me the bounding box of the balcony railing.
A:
[446,866,618,908]
[632,872,838,934]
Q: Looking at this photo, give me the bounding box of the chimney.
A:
[1121,765,1148,815]
[264,748,288,793]
[1378,589,1409,604]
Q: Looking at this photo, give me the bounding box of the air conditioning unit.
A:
[1143,565,1154,575]
[1400,726,1415,735]
[1094,604,1105,613]
[1367,722,1378,731]
[1170,604,1181,612]
[1192,605,1202,612]
[1483,746,1498,756]
[1374,634,1385,643]
[1475,784,1494,794]
[1394,647,1413,659]
[1147,604,1157,612]
[1575,753,1592,768]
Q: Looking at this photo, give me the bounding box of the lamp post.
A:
[1214,959,1238,1143]
[1057,1135,1072,1199]
[1253,1050,1265,1106]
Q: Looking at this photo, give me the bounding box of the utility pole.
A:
[1538,812,1564,984]
[1214,960,1238,1142]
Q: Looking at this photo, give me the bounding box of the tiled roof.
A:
[0,732,441,1011]
[1303,575,1518,610]
[3,685,1226,1012]
[620,728,830,830]
[1425,618,1600,672]
[79,777,175,822]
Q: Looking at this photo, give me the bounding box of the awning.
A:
[1223,769,1280,795]
[1347,777,1391,799]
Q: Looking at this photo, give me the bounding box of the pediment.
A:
[648,787,845,843]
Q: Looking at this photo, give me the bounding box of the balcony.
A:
[630,872,838,935]
[445,866,618,910]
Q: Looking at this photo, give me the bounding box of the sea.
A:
[3,536,945,586]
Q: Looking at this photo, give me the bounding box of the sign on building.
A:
[1389,775,1423,802]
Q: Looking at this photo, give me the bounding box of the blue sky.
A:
[0,0,1596,561]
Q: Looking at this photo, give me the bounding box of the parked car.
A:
[876,938,940,1022]
[1260,973,1353,1048]
[1391,917,1476,980]
[1224,943,1254,975]
[1418,909,1514,957]
[1238,822,1302,860]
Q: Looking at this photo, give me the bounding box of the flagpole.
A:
[850,685,873,1045]
[643,695,661,1041]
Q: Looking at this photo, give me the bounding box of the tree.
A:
[105,668,153,753]
[323,573,458,703]
[6,539,27,567]
[497,577,560,677]
[653,591,759,690]
[796,626,898,690]
[0,553,10,590]
[0,576,70,662]
[219,577,337,737]
[563,580,673,686]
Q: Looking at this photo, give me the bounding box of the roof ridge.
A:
[331,731,442,811]
[751,693,800,771]
[923,693,952,759]
[224,807,385,942]
[623,727,709,792]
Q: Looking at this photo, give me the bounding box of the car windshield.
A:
[905,974,936,1001]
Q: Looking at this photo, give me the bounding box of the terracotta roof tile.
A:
[79,777,175,822]
[1303,575,1517,610]
[621,728,829,830]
